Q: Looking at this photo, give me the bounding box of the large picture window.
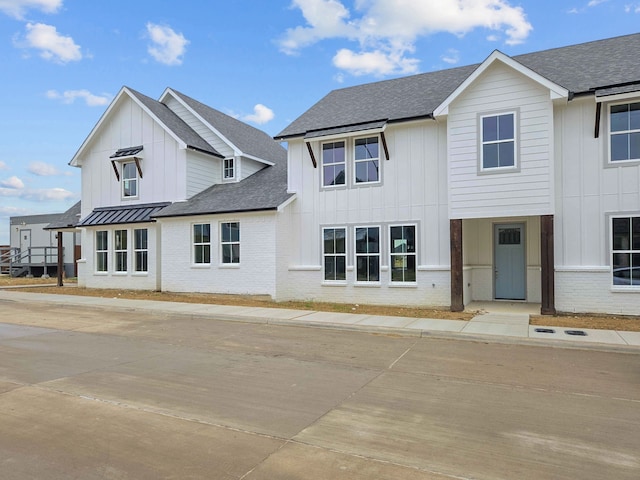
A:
[114,229,128,272]
[323,227,346,281]
[354,136,379,184]
[612,216,640,286]
[134,228,148,272]
[96,230,108,272]
[355,226,380,282]
[610,102,640,162]
[122,162,138,197]
[481,112,515,169]
[193,224,211,264]
[322,141,345,187]
[221,222,240,264]
[390,225,416,282]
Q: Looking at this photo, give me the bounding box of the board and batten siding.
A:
[447,62,555,220]
[79,95,188,219]
[164,95,235,158]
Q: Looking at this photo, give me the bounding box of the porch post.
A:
[540,215,555,315]
[450,219,464,312]
[57,231,64,287]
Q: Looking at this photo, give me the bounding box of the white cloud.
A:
[0,160,9,171]
[0,186,74,201]
[279,0,532,76]
[242,104,275,125]
[27,161,72,176]
[624,3,640,13]
[46,89,111,106]
[588,0,609,6]
[0,0,61,19]
[0,205,29,216]
[21,22,82,63]
[146,23,189,66]
[441,48,460,65]
[1,176,25,189]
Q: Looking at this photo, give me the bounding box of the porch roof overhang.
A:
[78,202,170,227]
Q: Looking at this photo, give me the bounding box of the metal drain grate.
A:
[565,330,587,336]
[534,328,556,334]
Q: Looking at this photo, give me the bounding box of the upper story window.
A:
[481,112,516,170]
[354,137,380,184]
[223,158,235,179]
[322,141,346,187]
[193,223,211,265]
[220,222,240,264]
[612,216,640,287]
[122,162,138,198]
[610,102,640,163]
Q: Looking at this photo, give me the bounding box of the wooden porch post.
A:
[56,231,64,287]
[450,219,464,312]
[540,215,555,315]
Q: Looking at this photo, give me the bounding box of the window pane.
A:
[405,255,416,281]
[368,256,379,281]
[368,227,379,253]
[115,230,127,250]
[499,141,515,167]
[611,134,629,161]
[483,116,498,142]
[630,132,640,160]
[483,144,499,168]
[334,228,346,254]
[612,218,630,250]
[367,160,379,182]
[632,253,640,285]
[631,103,640,130]
[221,223,230,243]
[355,162,368,183]
[633,218,640,250]
[135,229,147,249]
[335,256,346,280]
[135,252,147,272]
[355,137,378,160]
[405,226,416,253]
[324,229,335,254]
[613,253,631,285]
[97,252,107,272]
[323,142,344,164]
[229,223,239,242]
[323,164,345,186]
[231,244,240,263]
[96,231,107,250]
[222,244,231,264]
[194,225,202,244]
[355,228,368,253]
[610,104,629,132]
[356,256,368,281]
[324,257,336,281]
[498,114,514,140]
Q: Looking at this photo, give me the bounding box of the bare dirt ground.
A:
[1,276,639,332]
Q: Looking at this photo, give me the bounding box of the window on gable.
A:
[481,113,516,170]
[193,224,211,264]
[612,216,640,287]
[223,158,235,179]
[390,225,416,283]
[354,137,380,184]
[134,228,148,272]
[96,230,108,272]
[323,227,346,282]
[355,226,380,282]
[221,222,240,264]
[114,229,128,272]
[322,141,345,187]
[122,162,138,197]
[610,102,640,162]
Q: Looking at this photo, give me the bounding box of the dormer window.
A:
[223,158,235,179]
[122,162,138,198]
[110,146,143,198]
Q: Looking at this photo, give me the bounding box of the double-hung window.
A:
[322,141,345,187]
[193,224,211,264]
[134,228,148,273]
[96,231,108,272]
[114,229,128,272]
[612,216,640,287]
[223,158,235,179]
[221,222,240,264]
[323,227,346,281]
[355,226,380,282]
[390,225,416,282]
[481,112,516,170]
[354,136,380,184]
[122,162,138,198]
[610,102,640,162]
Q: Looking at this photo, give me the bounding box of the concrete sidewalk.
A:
[1,289,639,348]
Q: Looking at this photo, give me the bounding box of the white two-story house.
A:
[275,33,640,316]
[70,86,293,297]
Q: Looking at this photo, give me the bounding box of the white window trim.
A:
[220,221,240,265]
[610,215,640,290]
[479,111,518,172]
[223,157,236,180]
[320,140,347,189]
[121,161,139,199]
[607,101,640,165]
[95,230,108,273]
[354,225,381,284]
[389,224,418,284]
[192,223,211,266]
[113,229,128,273]
[353,135,381,186]
[322,226,347,284]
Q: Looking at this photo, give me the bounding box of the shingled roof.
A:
[43,201,82,230]
[276,33,640,139]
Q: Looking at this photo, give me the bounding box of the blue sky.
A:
[1,0,639,244]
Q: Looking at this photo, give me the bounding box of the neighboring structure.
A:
[70,86,293,297]
[4,204,81,277]
[274,33,640,316]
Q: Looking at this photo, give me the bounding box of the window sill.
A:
[610,286,640,293]
[113,272,128,276]
[191,264,211,269]
[354,282,381,287]
[389,282,418,288]
[322,281,347,286]
[93,272,108,276]
[132,272,148,277]
[219,264,240,269]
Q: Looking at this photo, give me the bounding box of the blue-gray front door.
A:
[494,223,526,300]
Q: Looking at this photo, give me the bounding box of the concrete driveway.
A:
[0,299,638,479]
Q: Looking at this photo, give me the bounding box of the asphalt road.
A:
[0,299,638,480]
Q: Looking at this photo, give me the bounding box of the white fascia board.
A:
[242,153,275,167]
[276,193,297,212]
[161,88,243,157]
[595,91,640,103]
[433,50,569,118]
[305,125,387,143]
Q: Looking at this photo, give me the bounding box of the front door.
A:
[494,223,526,300]
[19,229,31,263]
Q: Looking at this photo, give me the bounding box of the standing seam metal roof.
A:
[78,202,170,227]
